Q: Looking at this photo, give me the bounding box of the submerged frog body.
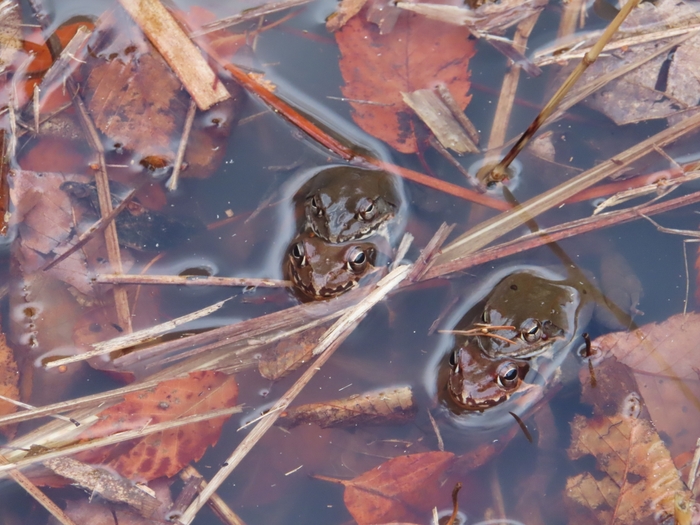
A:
[475,272,584,359]
[284,232,384,302]
[296,166,402,243]
[446,342,530,411]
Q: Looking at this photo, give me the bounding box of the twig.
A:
[44,298,232,369]
[487,0,640,182]
[191,0,313,36]
[487,12,540,151]
[69,83,133,333]
[94,273,291,288]
[0,395,78,426]
[177,265,411,524]
[0,455,77,525]
[119,0,230,110]
[168,99,197,191]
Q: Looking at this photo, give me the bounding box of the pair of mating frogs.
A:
[284,166,403,301]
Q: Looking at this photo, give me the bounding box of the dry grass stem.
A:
[181,466,248,525]
[407,222,455,282]
[69,82,132,332]
[94,273,291,288]
[191,0,313,36]
[430,107,700,269]
[0,455,77,525]
[168,99,197,191]
[0,406,242,478]
[488,0,641,181]
[557,0,587,38]
[177,265,411,524]
[119,0,230,109]
[0,394,78,426]
[593,171,700,214]
[39,25,91,104]
[44,298,232,369]
[535,23,700,67]
[0,378,166,428]
[425,189,700,279]
[487,13,540,151]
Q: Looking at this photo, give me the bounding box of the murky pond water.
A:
[2,0,700,523]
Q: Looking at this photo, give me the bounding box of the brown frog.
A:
[295,166,403,243]
[445,341,531,411]
[284,231,382,302]
[474,272,585,360]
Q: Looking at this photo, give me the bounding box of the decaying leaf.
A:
[567,402,692,524]
[591,312,700,458]
[327,451,455,525]
[573,0,700,125]
[278,386,416,428]
[336,7,475,153]
[75,371,238,481]
[43,457,160,518]
[0,0,21,72]
[83,8,189,165]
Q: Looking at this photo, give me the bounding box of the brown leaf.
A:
[591,312,700,457]
[577,0,700,126]
[279,386,416,428]
[567,397,692,524]
[75,371,238,481]
[326,0,369,31]
[334,451,455,524]
[336,8,475,153]
[83,9,188,164]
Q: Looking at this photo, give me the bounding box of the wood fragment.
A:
[0,454,78,525]
[44,457,160,518]
[94,273,291,289]
[278,387,416,428]
[181,466,248,525]
[168,99,197,191]
[119,0,230,110]
[402,88,479,154]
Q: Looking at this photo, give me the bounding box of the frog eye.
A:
[520,319,542,343]
[358,199,376,221]
[496,362,521,389]
[481,309,491,324]
[449,349,459,367]
[310,195,323,217]
[290,242,306,266]
[346,246,370,273]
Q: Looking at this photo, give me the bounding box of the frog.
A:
[284,231,383,302]
[294,166,403,244]
[472,272,584,360]
[445,340,531,411]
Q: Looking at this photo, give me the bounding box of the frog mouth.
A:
[286,261,356,300]
[452,393,510,411]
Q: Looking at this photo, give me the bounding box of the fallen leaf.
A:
[75,371,238,481]
[574,0,700,126]
[336,7,475,153]
[83,8,188,165]
[591,312,700,458]
[279,386,416,428]
[324,451,455,524]
[567,402,691,524]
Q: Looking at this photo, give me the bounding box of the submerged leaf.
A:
[336,7,475,153]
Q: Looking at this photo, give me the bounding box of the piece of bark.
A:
[278,386,416,428]
[44,457,160,518]
[119,0,230,110]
